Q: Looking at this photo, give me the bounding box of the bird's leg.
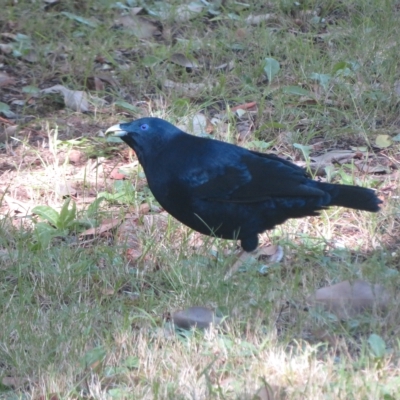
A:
[224,244,284,280]
[224,250,255,280]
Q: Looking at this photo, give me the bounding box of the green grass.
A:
[1,0,400,398]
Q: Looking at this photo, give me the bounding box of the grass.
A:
[1,0,400,398]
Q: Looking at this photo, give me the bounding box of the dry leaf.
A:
[174,3,203,22]
[230,101,257,112]
[0,43,13,54]
[0,72,15,87]
[178,114,208,136]
[116,216,144,263]
[375,134,391,148]
[310,150,356,165]
[309,280,390,319]
[245,14,278,25]
[214,60,235,71]
[224,245,283,280]
[355,159,390,174]
[172,306,223,330]
[170,52,199,68]
[115,15,159,39]
[41,84,89,112]
[109,170,126,180]
[80,219,121,238]
[163,79,213,98]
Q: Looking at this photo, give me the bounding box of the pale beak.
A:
[105,124,127,137]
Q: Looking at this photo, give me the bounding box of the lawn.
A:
[0,0,400,399]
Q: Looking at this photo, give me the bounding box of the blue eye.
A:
[140,124,149,131]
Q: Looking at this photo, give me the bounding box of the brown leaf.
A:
[310,150,356,165]
[0,72,15,87]
[80,219,121,238]
[0,43,13,54]
[116,216,143,263]
[1,376,28,388]
[230,101,257,112]
[109,170,126,180]
[115,15,159,39]
[41,85,89,112]
[309,280,390,319]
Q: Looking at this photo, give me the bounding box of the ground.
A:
[1,1,400,399]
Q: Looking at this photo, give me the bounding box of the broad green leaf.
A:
[282,86,313,97]
[368,333,386,358]
[142,55,163,67]
[58,198,77,229]
[32,205,60,226]
[375,134,391,148]
[22,85,40,94]
[332,61,349,74]
[293,143,313,160]
[33,222,58,249]
[87,197,106,217]
[263,57,280,84]
[61,12,99,27]
[114,101,141,112]
[310,73,331,90]
[246,140,273,151]
[0,102,10,112]
[82,346,106,369]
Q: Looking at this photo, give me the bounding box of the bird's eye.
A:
[140,124,149,131]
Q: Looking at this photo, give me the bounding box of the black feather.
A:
[106,117,381,252]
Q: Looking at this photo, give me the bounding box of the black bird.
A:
[106,117,381,252]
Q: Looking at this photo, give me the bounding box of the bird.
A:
[106,117,381,253]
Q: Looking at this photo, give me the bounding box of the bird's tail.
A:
[319,182,382,212]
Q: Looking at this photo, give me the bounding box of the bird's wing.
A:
[185,151,324,203]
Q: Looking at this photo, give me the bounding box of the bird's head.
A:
[106,117,184,163]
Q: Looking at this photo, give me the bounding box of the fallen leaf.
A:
[310,150,356,165]
[245,14,278,25]
[116,216,144,264]
[375,134,391,148]
[41,85,89,112]
[174,3,203,22]
[1,376,28,388]
[0,43,13,54]
[309,280,390,319]
[0,72,15,87]
[230,101,257,112]
[172,306,223,330]
[61,11,99,28]
[109,170,126,180]
[163,79,213,98]
[80,219,121,238]
[178,114,209,136]
[214,60,235,71]
[170,52,199,68]
[115,15,159,39]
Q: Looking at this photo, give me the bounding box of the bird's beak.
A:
[105,124,127,137]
